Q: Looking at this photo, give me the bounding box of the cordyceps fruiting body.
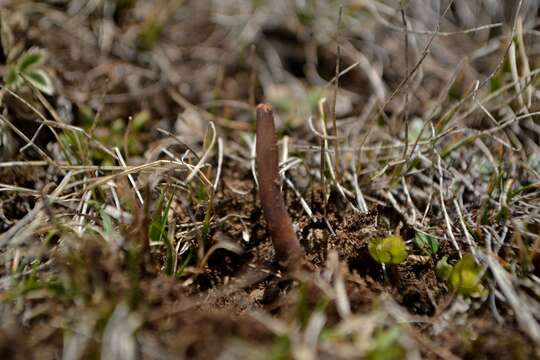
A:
[256,103,304,266]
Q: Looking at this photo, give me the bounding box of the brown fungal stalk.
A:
[256,103,304,265]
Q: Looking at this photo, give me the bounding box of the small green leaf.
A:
[5,67,19,87]
[414,231,439,255]
[436,256,452,281]
[24,69,54,95]
[449,255,487,297]
[368,235,408,265]
[17,48,45,72]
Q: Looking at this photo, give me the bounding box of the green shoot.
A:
[368,235,408,265]
[437,255,487,298]
[414,231,439,255]
[5,48,54,95]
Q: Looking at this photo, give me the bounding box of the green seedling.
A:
[369,235,408,284]
[435,256,453,281]
[148,190,177,276]
[79,110,149,164]
[368,235,408,265]
[414,231,439,255]
[436,255,487,298]
[9,259,65,300]
[148,190,174,244]
[4,48,54,95]
[449,255,487,297]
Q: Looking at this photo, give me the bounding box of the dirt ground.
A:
[1,1,540,359]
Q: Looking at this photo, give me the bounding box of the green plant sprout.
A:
[368,235,408,265]
[436,255,488,298]
[148,189,176,276]
[4,48,54,95]
[414,231,439,255]
[76,110,150,165]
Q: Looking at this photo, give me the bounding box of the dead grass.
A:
[0,0,540,359]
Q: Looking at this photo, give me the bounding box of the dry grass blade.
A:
[1,1,540,358]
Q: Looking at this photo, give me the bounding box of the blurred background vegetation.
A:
[0,1,540,359]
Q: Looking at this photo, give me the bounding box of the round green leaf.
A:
[449,255,487,297]
[368,235,408,265]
